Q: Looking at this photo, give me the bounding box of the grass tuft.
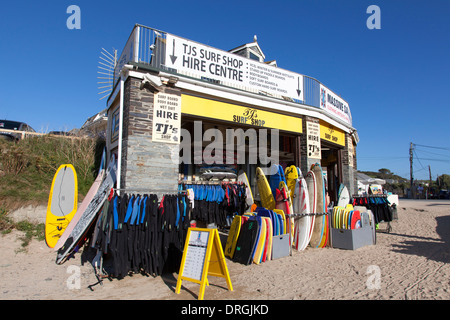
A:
[0,135,105,249]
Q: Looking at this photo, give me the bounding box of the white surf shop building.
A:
[106,24,359,203]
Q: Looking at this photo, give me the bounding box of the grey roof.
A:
[356,172,386,185]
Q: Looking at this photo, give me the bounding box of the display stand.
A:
[352,194,396,233]
[176,227,233,300]
[329,207,376,250]
[330,226,374,250]
[284,212,329,253]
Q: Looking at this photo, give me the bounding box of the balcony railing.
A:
[113,24,352,126]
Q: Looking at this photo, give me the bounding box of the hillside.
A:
[0,135,105,211]
[359,168,407,183]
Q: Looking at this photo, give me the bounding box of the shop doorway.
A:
[179,118,298,199]
[320,142,343,205]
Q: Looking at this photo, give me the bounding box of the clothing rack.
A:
[114,187,187,194]
[352,194,388,198]
[284,212,329,218]
[178,180,243,185]
[351,194,395,233]
[90,191,191,286]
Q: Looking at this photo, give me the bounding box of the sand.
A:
[1,199,449,300]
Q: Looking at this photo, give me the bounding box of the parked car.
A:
[0,120,36,141]
[438,190,449,199]
[48,131,75,136]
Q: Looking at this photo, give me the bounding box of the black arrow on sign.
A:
[296,77,302,97]
[170,38,177,64]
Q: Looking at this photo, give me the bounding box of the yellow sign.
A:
[176,227,233,300]
[320,120,345,146]
[181,94,302,133]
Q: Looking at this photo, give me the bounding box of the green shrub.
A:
[0,135,105,211]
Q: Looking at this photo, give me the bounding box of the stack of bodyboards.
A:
[332,206,364,230]
[225,162,334,266]
[224,207,287,265]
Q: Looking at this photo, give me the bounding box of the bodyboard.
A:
[233,219,259,265]
[265,217,273,260]
[225,215,242,258]
[351,210,362,229]
[252,217,266,264]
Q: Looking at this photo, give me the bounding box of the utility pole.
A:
[410,142,414,198]
[429,165,432,185]
[428,165,432,199]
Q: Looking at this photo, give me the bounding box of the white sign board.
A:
[182,230,210,281]
[320,84,352,125]
[166,34,303,101]
[152,93,181,144]
[347,134,354,168]
[306,121,321,159]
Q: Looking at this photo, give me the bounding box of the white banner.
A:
[320,84,352,125]
[166,34,303,101]
[152,93,181,144]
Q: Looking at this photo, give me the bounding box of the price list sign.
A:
[152,92,181,144]
[182,230,209,281]
[176,228,233,300]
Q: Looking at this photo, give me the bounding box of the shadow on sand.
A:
[391,215,450,264]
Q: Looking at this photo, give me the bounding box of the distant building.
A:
[80,108,107,138]
[356,172,386,195]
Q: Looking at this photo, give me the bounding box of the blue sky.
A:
[1,0,449,180]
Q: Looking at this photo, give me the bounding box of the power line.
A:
[414,148,450,159]
[413,143,450,151]
[413,158,450,163]
[358,156,406,160]
[413,149,427,171]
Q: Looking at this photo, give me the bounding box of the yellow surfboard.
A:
[285,165,299,199]
[45,164,78,248]
[256,167,276,210]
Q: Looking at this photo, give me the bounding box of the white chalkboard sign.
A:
[176,227,233,300]
[182,229,209,281]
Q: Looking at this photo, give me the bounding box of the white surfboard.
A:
[337,184,350,207]
[293,174,311,251]
[238,170,254,207]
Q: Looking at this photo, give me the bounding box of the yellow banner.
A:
[320,120,345,146]
[181,94,302,133]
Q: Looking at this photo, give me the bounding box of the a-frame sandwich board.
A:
[176,227,233,300]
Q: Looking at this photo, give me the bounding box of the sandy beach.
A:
[1,199,449,301]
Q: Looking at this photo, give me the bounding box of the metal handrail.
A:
[113,24,352,126]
